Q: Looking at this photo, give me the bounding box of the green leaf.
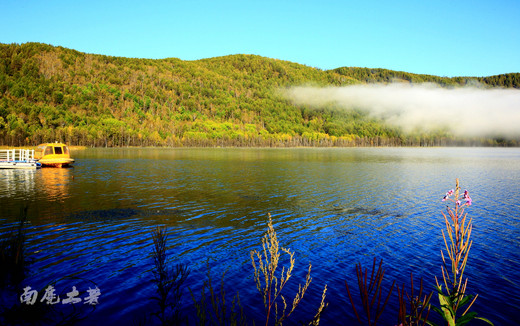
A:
[455,311,477,326]
[437,291,456,326]
[475,317,494,325]
[431,305,443,316]
[424,318,440,326]
[457,294,474,308]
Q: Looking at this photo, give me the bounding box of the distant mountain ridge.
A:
[1,42,518,147]
[332,66,519,87]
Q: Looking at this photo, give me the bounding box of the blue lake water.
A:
[1,147,519,325]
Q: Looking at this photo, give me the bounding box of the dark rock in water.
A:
[238,194,261,201]
[138,208,183,217]
[70,208,183,220]
[332,206,404,219]
[70,208,139,220]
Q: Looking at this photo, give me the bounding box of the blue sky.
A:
[2,0,519,77]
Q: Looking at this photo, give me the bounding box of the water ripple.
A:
[2,148,519,325]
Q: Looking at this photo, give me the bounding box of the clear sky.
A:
[2,0,519,77]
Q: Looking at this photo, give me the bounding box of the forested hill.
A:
[1,42,518,147]
[332,67,520,88]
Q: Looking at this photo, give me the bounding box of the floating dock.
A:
[0,149,42,169]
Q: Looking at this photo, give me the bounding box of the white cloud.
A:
[283,83,520,137]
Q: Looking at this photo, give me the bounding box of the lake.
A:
[1,147,519,325]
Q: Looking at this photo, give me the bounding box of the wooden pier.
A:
[0,149,42,169]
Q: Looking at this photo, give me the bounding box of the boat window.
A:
[44,147,53,156]
[54,147,63,155]
[63,146,69,155]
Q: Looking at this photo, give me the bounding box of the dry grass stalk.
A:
[344,257,395,326]
[250,213,326,326]
[151,226,190,325]
[190,263,247,326]
[397,273,432,326]
[0,206,29,287]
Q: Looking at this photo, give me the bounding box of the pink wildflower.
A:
[463,190,472,206]
[442,189,454,201]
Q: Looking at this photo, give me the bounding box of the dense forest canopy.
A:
[1,42,518,147]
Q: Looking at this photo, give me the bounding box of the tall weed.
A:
[151,226,190,325]
[250,214,327,326]
[0,206,30,287]
[433,179,493,325]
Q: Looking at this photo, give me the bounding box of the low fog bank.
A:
[283,84,520,138]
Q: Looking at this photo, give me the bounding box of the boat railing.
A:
[0,149,36,162]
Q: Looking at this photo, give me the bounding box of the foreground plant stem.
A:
[250,214,327,325]
[345,258,395,326]
[433,179,492,326]
[151,226,190,325]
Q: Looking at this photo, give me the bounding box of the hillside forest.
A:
[1,42,519,147]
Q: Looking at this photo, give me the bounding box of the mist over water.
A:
[283,84,520,137]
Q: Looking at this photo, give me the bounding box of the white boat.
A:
[0,149,42,169]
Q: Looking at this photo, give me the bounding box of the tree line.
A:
[1,42,518,147]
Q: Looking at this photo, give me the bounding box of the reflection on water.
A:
[1,148,519,325]
[0,168,75,223]
[0,169,38,199]
[38,168,73,201]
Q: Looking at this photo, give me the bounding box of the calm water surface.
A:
[1,147,519,325]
